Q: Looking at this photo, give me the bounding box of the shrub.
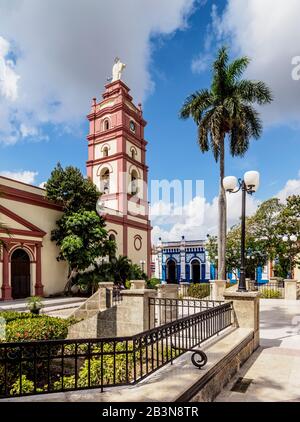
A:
[147,278,160,289]
[259,288,282,299]
[53,342,175,392]
[0,311,39,323]
[187,283,211,299]
[10,375,43,396]
[3,316,78,342]
[27,296,43,313]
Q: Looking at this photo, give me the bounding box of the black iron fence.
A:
[149,297,224,328]
[0,302,232,398]
[112,286,123,306]
[248,281,284,299]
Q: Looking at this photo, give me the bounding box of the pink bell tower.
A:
[86,78,152,277]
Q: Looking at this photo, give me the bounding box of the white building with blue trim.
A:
[152,237,270,284]
[153,237,211,283]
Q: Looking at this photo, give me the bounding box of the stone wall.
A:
[68,287,156,339]
[188,332,256,402]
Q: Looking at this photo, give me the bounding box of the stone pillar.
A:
[98,282,114,310]
[245,278,251,291]
[156,283,179,299]
[210,279,226,301]
[284,279,297,300]
[178,282,189,297]
[156,284,179,325]
[34,244,44,297]
[130,280,146,290]
[223,291,260,350]
[270,277,279,288]
[1,247,12,300]
[115,289,157,335]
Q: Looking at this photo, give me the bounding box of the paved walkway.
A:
[216,299,300,402]
[0,297,85,318]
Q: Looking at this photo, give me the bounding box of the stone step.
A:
[0,297,86,313]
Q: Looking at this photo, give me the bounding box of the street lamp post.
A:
[282,234,298,279]
[223,171,260,292]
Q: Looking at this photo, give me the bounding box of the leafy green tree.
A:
[249,198,284,261]
[52,211,114,279]
[75,255,147,294]
[205,235,218,268]
[46,164,115,292]
[206,221,267,281]
[108,256,147,285]
[180,46,273,280]
[276,195,300,277]
[45,163,99,213]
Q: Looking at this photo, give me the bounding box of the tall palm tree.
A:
[180,46,273,280]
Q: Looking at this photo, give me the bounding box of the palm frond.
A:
[241,105,263,139]
[212,46,229,97]
[237,80,273,105]
[180,89,213,121]
[179,45,273,163]
[226,57,250,82]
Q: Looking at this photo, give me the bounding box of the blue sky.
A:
[0,0,300,241]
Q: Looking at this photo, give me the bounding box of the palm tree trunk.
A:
[64,267,78,294]
[218,137,227,280]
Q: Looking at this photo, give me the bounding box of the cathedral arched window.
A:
[104,119,110,131]
[109,233,116,242]
[100,168,110,194]
[130,170,138,195]
[108,233,117,260]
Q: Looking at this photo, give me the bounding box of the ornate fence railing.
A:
[0,302,233,399]
[112,285,123,306]
[149,297,225,328]
[248,281,284,299]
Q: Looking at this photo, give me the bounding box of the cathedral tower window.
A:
[130,147,137,160]
[130,170,138,195]
[100,168,110,194]
[103,146,109,157]
[129,120,136,133]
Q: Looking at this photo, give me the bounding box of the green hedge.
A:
[187,283,211,299]
[0,311,39,323]
[5,316,77,342]
[259,288,282,299]
[0,312,78,343]
[147,278,161,289]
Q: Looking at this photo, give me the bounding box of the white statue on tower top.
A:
[112,57,126,82]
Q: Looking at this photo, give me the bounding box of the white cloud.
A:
[213,0,300,126]
[191,53,211,74]
[0,36,19,101]
[0,0,196,144]
[151,189,259,243]
[277,176,300,202]
[152,170,300,244]
[19,124,38,138]
[0,170,38,185]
